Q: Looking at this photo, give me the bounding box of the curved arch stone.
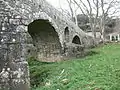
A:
[64,27,69,42]
[28,19,62,62]
[72,35,81,45]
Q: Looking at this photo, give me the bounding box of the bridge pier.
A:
[0,2,30,90]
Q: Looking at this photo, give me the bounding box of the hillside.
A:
[29,43,120,90]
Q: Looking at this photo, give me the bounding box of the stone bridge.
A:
[0,0,94,90]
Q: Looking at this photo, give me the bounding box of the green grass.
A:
[29,43,120,90]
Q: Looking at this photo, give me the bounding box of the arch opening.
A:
[28,19,62,62]
[72,35,81,45]
[64,27,69,42]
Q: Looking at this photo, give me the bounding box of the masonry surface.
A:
[0,0,94,90]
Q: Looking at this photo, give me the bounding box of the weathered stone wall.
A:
[0,1,30,90]
[0,0,94,89]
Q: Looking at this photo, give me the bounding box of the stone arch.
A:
[64,27,69,42]
[72,35,81,45]
[28,19,62,62]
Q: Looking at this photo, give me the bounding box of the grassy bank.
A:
[29,43,120,90]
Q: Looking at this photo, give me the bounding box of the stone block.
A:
[9,61,29,78]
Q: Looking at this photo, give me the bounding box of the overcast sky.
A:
[46,0,81,16]
[46,0,120,17]
[46,0,69,10]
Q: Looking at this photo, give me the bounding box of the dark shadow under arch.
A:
[72,35,81,45]
[28,19,62,62]
[64,27,69,42]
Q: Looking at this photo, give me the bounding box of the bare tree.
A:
[71,0,120,42]
[66,0,74,20]
[58,0,79,25]
[99,0,120,41]
[73,0,99,39]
